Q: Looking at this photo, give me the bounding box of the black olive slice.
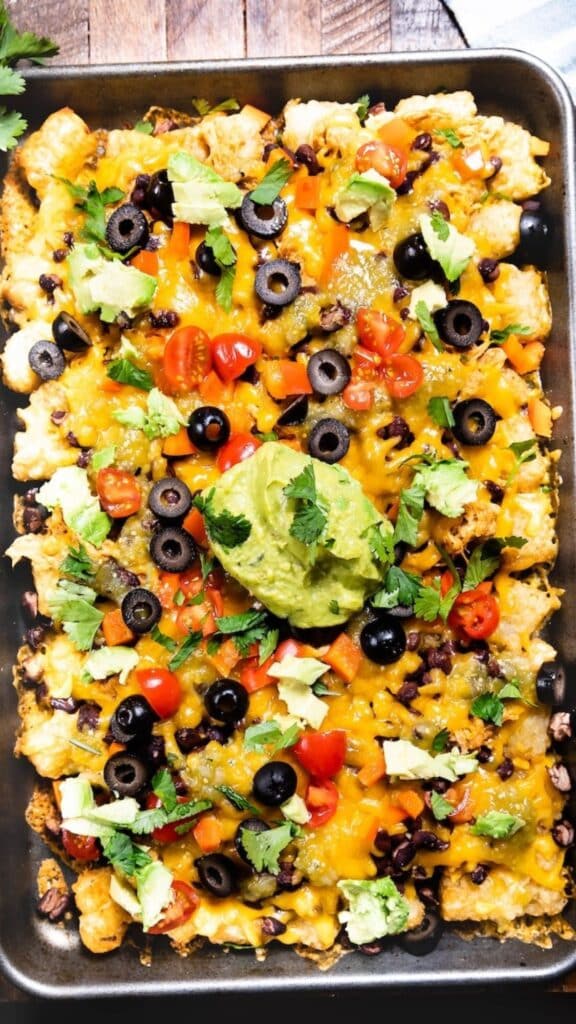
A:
[145,169,174,225]
[252,761,297,806]
[121,587,162,634]
[360,615,407,665]
[393,233,434,280]
[195,240,221,276]
[307,349,351,396]
[537,662,566,706]
[187,406,231,452]
[397,911,443,956]
[105,203,150,255]
[276,394,309,427]
[434,300,484,350]
[28,340,66,381]
[104,751,149,796]
[452,398,497,446]
[150,526,196,573]
[204,679,249,724]
[52,312,92,352]
[517,208,551,267]
[239,194,288,239]
[255,259,301,307]
[234,818,270,862]
[307,417,350,464]
[196,854,238,897]
[109,695,158,744]
[148,477,193,519]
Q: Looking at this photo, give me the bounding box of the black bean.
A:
[319,301,352,332]
[175,720,231,753]
[478,258,500,284]
[21,590,39,623]
[50,696,80,714]
[39,273,62,296]
[552,820,575,848]
[428,198,451,221]
[276,862,303,891]
[412,830,449,852]
[392,840,416,869]
[149,310,180,329]
[471,865,489,885]
[260,916,287,937]
[377,416,414,450]
[484,480,504,504]
[412,132,432,151]
[393,285,409,303]
[548,763,572,793]
[488,155,502,177]
[77,701,101,732]
[295,144,321,175]
[476,745,492,764]
[406,631,420,652]
[549,711,572,743]
[23,504,49,534]
[358,939,388,956]
[52,248,68,263]
[497,757,514,781]
[396,681,419,706]
[25,625,47,650]
[426,647,453,675]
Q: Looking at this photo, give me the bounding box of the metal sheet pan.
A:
[0,48,575,999]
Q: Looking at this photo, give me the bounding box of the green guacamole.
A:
[202,442,390,628]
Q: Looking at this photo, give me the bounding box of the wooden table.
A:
[1,0,574,1012]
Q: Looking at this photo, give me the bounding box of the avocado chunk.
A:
[201,442,391,628]
[167,151,243,228]
[67,243,157,323]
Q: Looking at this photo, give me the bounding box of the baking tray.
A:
[0,48,575,1000]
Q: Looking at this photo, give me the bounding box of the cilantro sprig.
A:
[60,544,95,583]
[434,127,463,149]
[106,358,154,392]
[60,179,125,246]
[490,324,531,344]
[415,300,443,351]
[283,464,328,548]
[250,157,293,205]
[244,720,302,754]
[240,821,299,874]
[427,396,455,429]
[0,4,59,151]
[194,489,251,549]
[204,225,237,312]
[209,608,275,658]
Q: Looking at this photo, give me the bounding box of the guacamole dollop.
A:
[202,442,390,628]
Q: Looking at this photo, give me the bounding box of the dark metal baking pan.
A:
[0,48,575,999]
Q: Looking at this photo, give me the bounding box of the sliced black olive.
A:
[234,818,270,862]
[187,405,231,452]
[434,300,484,350]
[52,312,92,352]
[255,259,301,307]
[109,695,158,744]
[276,394,309,427]
[105,203,150,255]
[121,587,162,634]
[452,399,497,446]
[28,340,66,381]
[148,477,193,520]
[204,678,249,724]
[253,761,297,806]
[360,615,407,665]
[397,911,443,956]
[537,662,566,706]
[517,208,551,266]
[307,417,350,464]
[307,349,351,396]
[104,751,149,796]
[393,233,434,281]
[145,169,174,224]
[238,194,288,239]
[150,526,196,573]
[195,240,221,276]
[196,853,238,897]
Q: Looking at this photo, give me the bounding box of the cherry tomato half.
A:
[305,779,339,828]
[294,730,347,779]
[216,433,263,473]
[356,308,405,359]
[355,140,408,189]
[61,829,100,863]
[137,667,182,718]
[381,353,424,399]
[147,880,199,934]
[211,333,262,382]
[96,467,141,518]
[163,326,212,392]
[447,583,500,640]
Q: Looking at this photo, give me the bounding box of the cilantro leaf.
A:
[61,179,124,245]
[151,626,178,652]
[490,323,531,344]
[168,630,203,671]
[434,128,463,148]
[507,439,538,484]
[151,769,178,813]
[194,489,251,549]
[470,811,525,839]
[259,627,279,665]
[427,396,455,429]
[415,300,443,352]
[463,536,526,591]
[471,692,504,727]
[284,464,328,547]
[430,790,454,821]
[134,119,153,134]
[367,522,394,567]
[431,728,450,753]
[106,358,154,391]
[244,720,302,754]
[430,209,450,242]
[0,8,59,65]
[101,832,152,877]
[204,226,237,312]
[371,566,422,610]
[212,609,271,657]
[240,821,297,874]
[216,785,260,814]
[393,481,426,547]
[60,544,95,582]
[355,93,371,123]
[0,65,23,95]
[47,583,103,651]
[498,681,522,700]
[250,157,294,205]
[0,105,25,150]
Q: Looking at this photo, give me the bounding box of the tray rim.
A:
[1,44,576,1000]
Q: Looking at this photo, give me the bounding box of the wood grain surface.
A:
[1,0,573,1008]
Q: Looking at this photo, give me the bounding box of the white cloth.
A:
[443,0,576,97]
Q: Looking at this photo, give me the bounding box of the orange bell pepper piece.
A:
[527,396,552,437]
[193,814,223,853]
[101,608,135,647]
[207,637,241,677]
[394,788,425,820]
[261,359,313,400]
[295,174,322,210]
[323,633,362,683]
[167,221,190,260]
[130,249,159,276]
[377,117,414,151]
[357,749,387,787]
[199,370,235,407]
[320,221,350,285]
[162,427,197,457]
[502,335,544,374]
[182,506,209,547]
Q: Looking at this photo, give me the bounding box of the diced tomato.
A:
[294,174,322,210]
[239,638,302,693]
[355,140,408,189]
[305,779,339,828]
[207,637,241,677]
[381,353,424,399]
[294,730,347,778]
[352,345,383,381]
[163,325,212,392]
[130,249,158,276]
[156,572,181,609]
[180,562,224,595]
[216,433,263,473]
[61,829,100,863]
[323,633,362,682]
[145,793,199,844]
[176,602,217,638]
[137,667,182,718]
[448,583,500,640]
[261,359,313,400]
[211,333,262,382]
[342,380,375,411]
[147,880,199,933]
[96,467,141,518]
[356,308,405,359]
